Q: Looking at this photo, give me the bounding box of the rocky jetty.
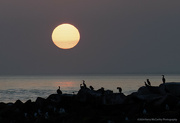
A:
[0,82,180,123]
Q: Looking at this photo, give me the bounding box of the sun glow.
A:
[52,23,80,49]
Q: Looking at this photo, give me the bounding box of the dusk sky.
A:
[0,1,180,75]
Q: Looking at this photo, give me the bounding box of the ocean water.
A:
[0,74,180,103]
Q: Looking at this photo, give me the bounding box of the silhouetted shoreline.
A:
[0,82,180,123]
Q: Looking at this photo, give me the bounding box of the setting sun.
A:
[52,23,80,49]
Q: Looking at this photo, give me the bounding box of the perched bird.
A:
[146,79,151,86]
[144,81,148,86]
[89,86,94,90]
[162,75,166,84]
[117,87,122,93]
[82,80,87,88]
[57,86,62,94]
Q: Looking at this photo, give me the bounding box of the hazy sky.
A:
[0,0,180,75]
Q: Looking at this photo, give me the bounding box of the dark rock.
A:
[1,82,180,122]
[7,103,13,107]
[77,88,101,104]
[14,99,23,110]
[159,82,180,96]
[60,94,74,105]
[46,94,61,103]
[152,94,180,108]
[36,97,47,108]
[105,93,126,105]
[0,102,6,110]
[138,86,164,95]
[25,99,32,104]
[14,99,23,105]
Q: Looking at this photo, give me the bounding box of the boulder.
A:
[135,86,165,103]
[14,99,23,108]
[152,94,180,108]
[35,97,47,108]
[105,93,126,105]
[46,94,61,103]
[23,99,34,113]
[60,94,75,105]
[25,99,31,104]
[0,102,6,110]
[159,82,180,96]
[138,86,165,95]
[77,88,107,105]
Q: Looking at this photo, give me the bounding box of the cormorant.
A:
[57,86,62,94]
[89,86,94,90]
[162,75,166,84]
[144,81,148,87]
[117,87,122,93]
[82,80,87,88]
[162,75,170,93]
[147,79,151,86]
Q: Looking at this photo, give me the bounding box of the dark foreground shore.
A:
[0,82,180,123]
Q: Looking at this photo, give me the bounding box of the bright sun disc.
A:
[52,23,80,49]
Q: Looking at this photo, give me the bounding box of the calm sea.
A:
[0,74,180,103]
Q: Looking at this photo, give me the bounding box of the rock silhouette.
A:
[0,82,180,123]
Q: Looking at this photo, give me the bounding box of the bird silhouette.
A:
[82,80,87,88]
[146,79,151,86]
[144,81,148,87]
[57,86,62,94]
[89,86,94,90]
[162,75,166,84]
[117,87,122,93]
